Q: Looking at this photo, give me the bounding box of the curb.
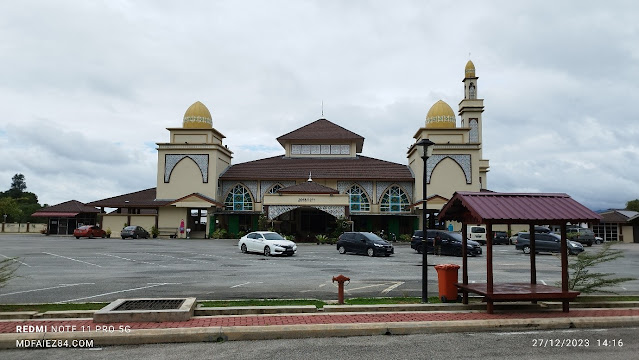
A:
[2,316,639,349]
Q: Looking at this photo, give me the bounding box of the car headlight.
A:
[374,243,385,247]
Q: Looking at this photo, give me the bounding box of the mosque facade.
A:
[89,61,490,239]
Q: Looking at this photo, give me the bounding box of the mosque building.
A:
[87,60,490,239]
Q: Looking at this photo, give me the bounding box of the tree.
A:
[0,197,22,223]
[8,174,27,197]
[564,243,636,294]
[626,199,639,212]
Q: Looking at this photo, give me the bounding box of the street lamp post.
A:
[416,138,435,303]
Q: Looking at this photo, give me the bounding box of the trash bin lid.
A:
[434,264,460,270]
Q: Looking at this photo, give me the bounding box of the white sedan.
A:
[238,231,297,256]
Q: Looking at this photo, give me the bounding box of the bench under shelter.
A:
[437,192,602,314]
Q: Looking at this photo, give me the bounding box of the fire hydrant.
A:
[332,274,350,304]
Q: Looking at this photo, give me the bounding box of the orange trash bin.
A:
[434,264,460,302]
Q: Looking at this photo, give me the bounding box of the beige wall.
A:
[158,207,188,238]
[0,223,46,233]
[621,225,634,243]
[102,215,128,234]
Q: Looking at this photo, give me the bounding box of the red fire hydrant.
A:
[332,274,350,304]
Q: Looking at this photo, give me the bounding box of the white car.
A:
[595,236,604,244]
[238,231,297,256]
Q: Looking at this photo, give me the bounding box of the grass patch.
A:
[0,303,108,312]
[198,299,327,308]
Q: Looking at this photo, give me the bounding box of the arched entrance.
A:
[267,205,346,238]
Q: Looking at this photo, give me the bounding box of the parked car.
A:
[120,225,150,239]
[493,231,509,245]
[594,236,604,244]
[74,225,106,239]
[337,232,394,257]
[238,231,297,256]
[566,227,595,246]
[515,232,584,255]
[411,230,482,257]
[467,225,487,245]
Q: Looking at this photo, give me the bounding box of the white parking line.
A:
[43,252,102,267]
[381,281,405,294]
[0,253,31,267]
[0,283,95,297]
[143,252,214,264]
[97,253,167,267]
[56,283,178,303]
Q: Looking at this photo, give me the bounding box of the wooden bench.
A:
[455,282,580,313]
[158,227,178,238]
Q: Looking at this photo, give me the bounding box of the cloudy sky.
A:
[1,0,637,211]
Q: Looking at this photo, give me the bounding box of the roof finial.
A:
[321,101,324,118]
[308,172,313,182]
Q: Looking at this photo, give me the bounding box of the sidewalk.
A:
[2,304,639,349]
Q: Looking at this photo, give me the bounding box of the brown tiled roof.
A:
[439,192,602,225]
[219,155,413,181]
[276,119,365,152]
[31,200,99,216]
[87,188,170,208]
[277,182,339,194]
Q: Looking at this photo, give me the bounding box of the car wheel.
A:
[241,244,248,253]
[264,246,271,256]
[101,234,106,238]
[587,242,592,247]
[133,234,138,239]
[523,245,531,254]
[121,236,125,239]
[367,248,375,257]
[338,246,346,254]
[595,239,602,244]
[76,236,80,239]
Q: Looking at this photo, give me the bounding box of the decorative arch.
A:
[164,154,209,183]
[427,155,472,184]
[267,205,345,220]
[224,183,254,211]
[346,184,370,212]
[379,185,411,213]
[469,82,476,99]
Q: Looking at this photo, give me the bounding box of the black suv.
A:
[411,230,482,257]
[337,232,394,257]
[493,231,509,245]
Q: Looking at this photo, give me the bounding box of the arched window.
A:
[267,184,283,194]
[380,185,410,212]
[469,83,476,99]
[347,185,370,212]
[225,184,253,211]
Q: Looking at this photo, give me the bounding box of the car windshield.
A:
[361,232,385,243]
[124,226,136,230]
[471,227,485,233]
[263,233,285,240]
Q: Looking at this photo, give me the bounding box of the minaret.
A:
[459,60,485,149]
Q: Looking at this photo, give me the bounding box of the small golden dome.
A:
[425,100,456,129]
[465,60,476,78]
[183,101,212,129]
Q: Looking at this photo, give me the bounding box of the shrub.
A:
[316,234,329,244]
[399,234,411,242]
[212,228,228,239]
[563,243,636,294]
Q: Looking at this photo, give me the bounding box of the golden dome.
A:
[465,60,476,78]
[183,101,212,129]
[425,100,456,128]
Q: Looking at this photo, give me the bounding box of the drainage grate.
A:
[114,299,185,311]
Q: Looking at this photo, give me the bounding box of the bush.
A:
[399,234,411,242]
[316,234,329,244]
[563,243,636,294]
[211,228,228,239]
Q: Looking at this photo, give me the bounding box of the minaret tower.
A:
[459,60,485,153]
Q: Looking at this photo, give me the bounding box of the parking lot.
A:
[1,234,638,304]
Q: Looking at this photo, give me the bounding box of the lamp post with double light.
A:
[416,138,435,303]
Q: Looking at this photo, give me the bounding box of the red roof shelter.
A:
[438,192,603,313]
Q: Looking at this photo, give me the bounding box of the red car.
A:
[73,225,106,239]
